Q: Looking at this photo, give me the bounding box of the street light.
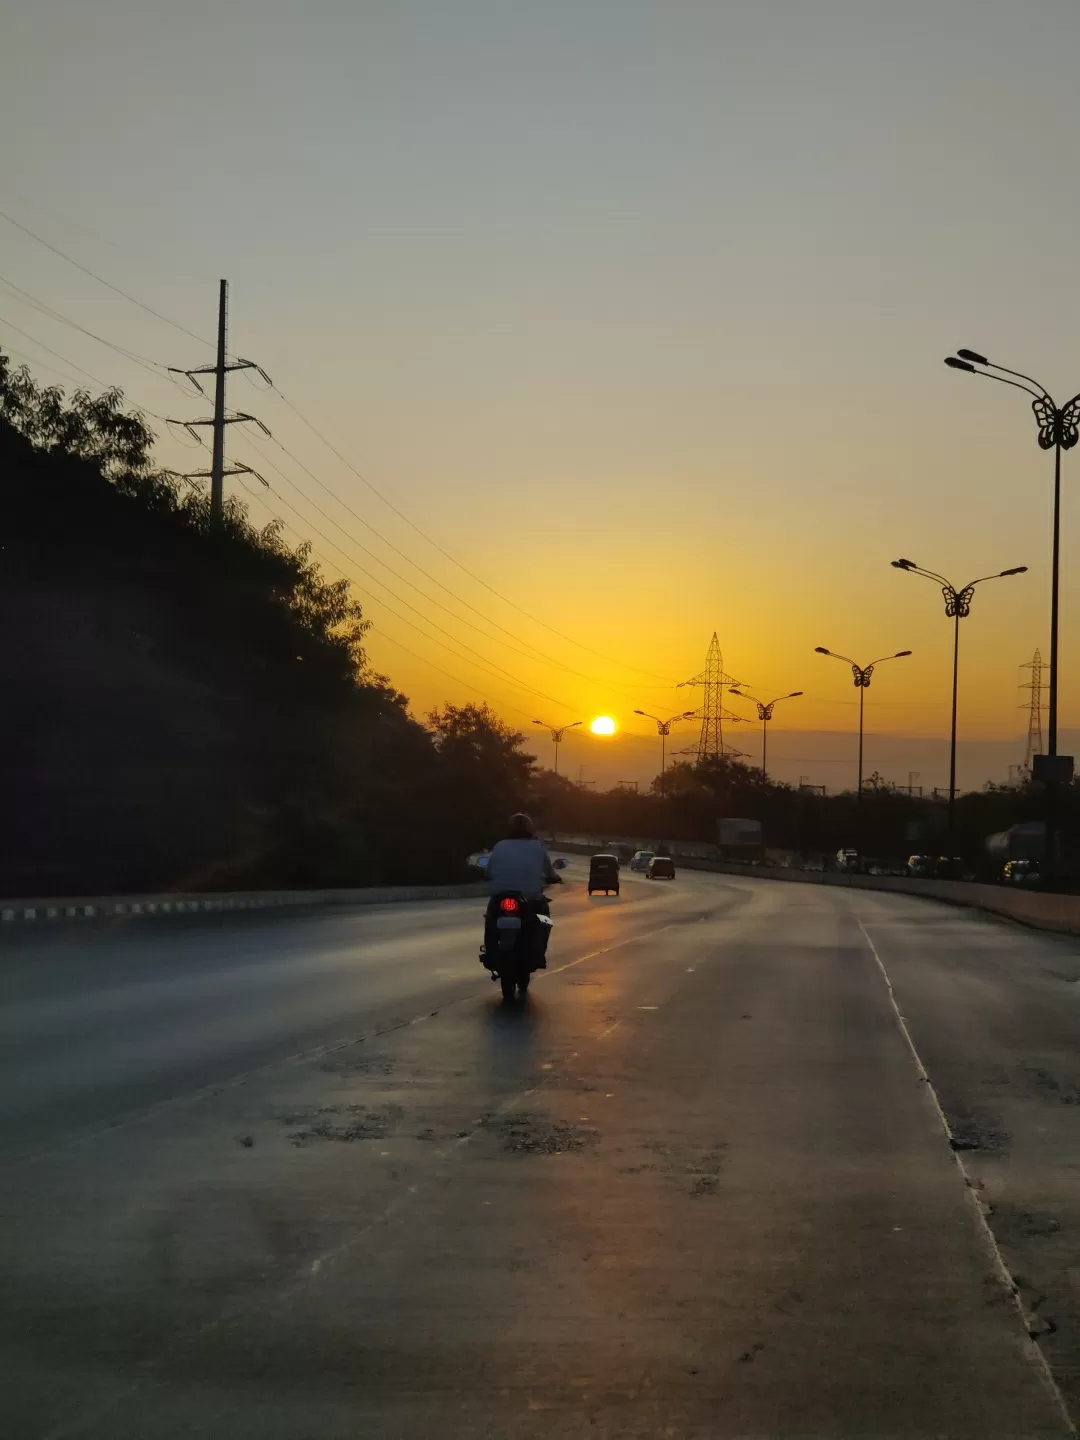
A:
[633,709,696,796]
[728,690,802,781]
[532,719,583,777]
[891,558,1027,847]
[813,648,912,801]
[946,348,1080,883]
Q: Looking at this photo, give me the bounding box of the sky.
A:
[4,0,1080,792]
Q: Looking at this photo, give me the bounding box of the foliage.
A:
[530,749,1073,875]
[0,354,153,474]
[0,355,537,896]
[427,704,537,853]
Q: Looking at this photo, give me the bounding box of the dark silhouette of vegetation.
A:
[1,357,535,896]
[530,751,1075,877]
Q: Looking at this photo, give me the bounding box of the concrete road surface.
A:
[2,864,1078,1437]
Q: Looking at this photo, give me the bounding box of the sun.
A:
[590,715,617,736]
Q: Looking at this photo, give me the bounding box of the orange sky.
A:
[2,1,1078,790]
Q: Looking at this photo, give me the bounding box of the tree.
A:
[0,355,153,474]
[428,704,537,853]
[0,353,470,894]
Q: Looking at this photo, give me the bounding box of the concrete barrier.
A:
[547,837,1080,937]
[667,859,1080,937]
[0,881,488,927]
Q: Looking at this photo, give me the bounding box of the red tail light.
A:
[499,897,520,913]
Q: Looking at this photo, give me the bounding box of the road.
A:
[3,863,1080,1437]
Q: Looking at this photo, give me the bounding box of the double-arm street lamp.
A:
[813,648,912,801]
[945,350,1077,770]
[945,349,1079,883]
[728,690,802,781]
[891,559,1027,847]
[633,710,696,796]
[532,719,582,777]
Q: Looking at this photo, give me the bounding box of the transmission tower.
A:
[167,279,272,520]
[1020,647,1044,774]
[677,633,748,760]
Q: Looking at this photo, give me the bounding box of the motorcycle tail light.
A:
[499,897,520,913]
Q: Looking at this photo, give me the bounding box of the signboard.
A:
[1032,755,1074,784]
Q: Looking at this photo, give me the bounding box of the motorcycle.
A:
[479,881,559,1002]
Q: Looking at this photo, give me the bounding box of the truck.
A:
[716,818,764,862]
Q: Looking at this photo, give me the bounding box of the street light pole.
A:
[946,349,1080,884]
[633,710,696,796]
[728,690,803,781]
[814,648,912,804]
[532,719,583,778]
[891,559,1026,849]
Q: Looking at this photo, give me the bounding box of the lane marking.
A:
[857,916,1075,1434]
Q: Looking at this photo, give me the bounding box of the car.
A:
[907,854,934,878]
[629,850,655,872]
[588,854,621,896]
[835,848,860,872]
[1003,858,1041,889]
[647,856,675,880]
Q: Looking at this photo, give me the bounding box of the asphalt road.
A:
[3,864,1079,1437]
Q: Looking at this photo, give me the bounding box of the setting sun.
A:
[590,716,617,736]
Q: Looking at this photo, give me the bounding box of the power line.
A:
[256,424,676,696]
[0,314,180,426]
[0,340,97,391]
[232,468,571,720]
[266,429,588,672]
[0,272,174,380]
[245,429,659,693]
[0,315,116,391]
[269,385,677,683]
[230,444,578,712]
[0,204,212,348]
[0,206,673,684]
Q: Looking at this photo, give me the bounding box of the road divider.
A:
[0,882,488,927]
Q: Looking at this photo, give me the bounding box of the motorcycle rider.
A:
[485,813,561,965]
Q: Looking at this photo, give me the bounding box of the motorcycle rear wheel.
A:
[500,974,516,1002]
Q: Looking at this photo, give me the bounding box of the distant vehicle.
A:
[1003,858,1042,889]
[836,849,860,872]
[647,856,675,880]
[907,855,934,878]
[588,854,621,896]
[629,850,655,873]
[986,823,1046,866]
[468,852,491,872]
[717,818,764,861]
[933,856,964,880]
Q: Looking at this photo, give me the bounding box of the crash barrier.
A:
[0,881,488,927]
[546,838,1080,938]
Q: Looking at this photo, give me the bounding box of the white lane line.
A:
[857,916,1075,1435]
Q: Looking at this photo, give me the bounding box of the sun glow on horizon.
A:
[590,715,617,736]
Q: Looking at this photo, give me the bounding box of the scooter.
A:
[479,882,558,1002]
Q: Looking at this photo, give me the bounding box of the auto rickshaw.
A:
[588,853,620,896]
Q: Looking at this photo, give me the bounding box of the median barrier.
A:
[0,881,488,927]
